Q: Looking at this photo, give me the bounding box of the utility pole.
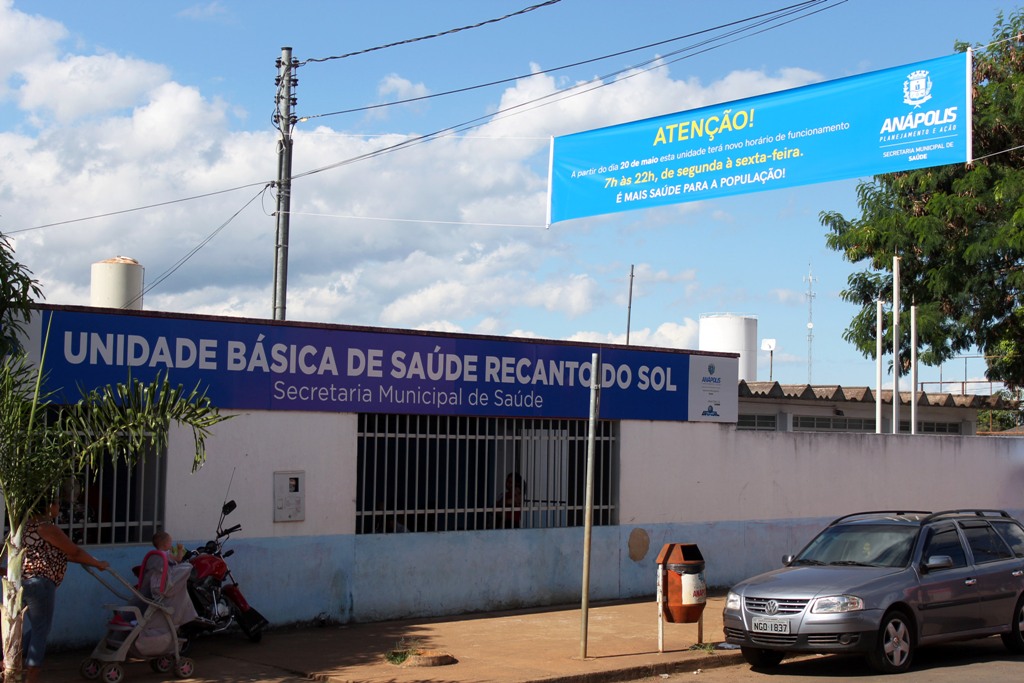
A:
[625,264,634,345]
[273,47,297,320]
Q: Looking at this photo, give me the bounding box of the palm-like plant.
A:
[0,232,228,680]
[0,350,228,681]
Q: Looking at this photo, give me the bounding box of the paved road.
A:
[644,637,1023,681]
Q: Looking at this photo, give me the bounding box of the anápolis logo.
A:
[701,404,720,417]
[879,65,956,136]
[903,69,932,108]
[702,362,721,384]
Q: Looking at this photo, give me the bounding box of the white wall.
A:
[47,415,1024,648]
[165,410,358,538]
[619,423,1024,523]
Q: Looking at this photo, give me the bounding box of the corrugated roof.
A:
[738,381,1013,410]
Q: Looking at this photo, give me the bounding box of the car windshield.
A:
[793,523,918,568]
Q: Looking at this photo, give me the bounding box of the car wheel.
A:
[1001,593,1024,653]
[867,609,914,674]
[741,646,784,668]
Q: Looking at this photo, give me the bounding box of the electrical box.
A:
[273,470,305,522]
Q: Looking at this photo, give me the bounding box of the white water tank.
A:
[698,313,757,381]
[91,256,144,310]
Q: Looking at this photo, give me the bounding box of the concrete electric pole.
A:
[272,47,297,321]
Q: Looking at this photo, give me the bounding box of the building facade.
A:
[22,305,1024,648]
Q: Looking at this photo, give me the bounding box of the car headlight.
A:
[812,595,864,613]
[725,591,742,611]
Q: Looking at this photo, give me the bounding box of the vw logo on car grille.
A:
[765,600,779,615]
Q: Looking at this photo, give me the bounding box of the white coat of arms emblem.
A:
[903,69,932,108]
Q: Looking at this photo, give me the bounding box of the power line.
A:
[297,0,563,67]
[131,186,270,305]
[292,0,844,180]
[300,0,832,122]
[11,0,845,235]
[7,182,271,235]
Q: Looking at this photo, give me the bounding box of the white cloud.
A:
[0,0,66,99]
[378,74,429,101]
[768,288,804,305]
[18,54,170,123]
[567,319,699,349]
[0,2,829,349]
[177,2,229,21]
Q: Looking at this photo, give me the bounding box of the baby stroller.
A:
[79,555,196,682]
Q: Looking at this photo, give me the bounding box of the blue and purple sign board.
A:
[37,308,738,422]
[548,52,972,223]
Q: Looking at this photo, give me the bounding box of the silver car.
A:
[722,509,1024,673]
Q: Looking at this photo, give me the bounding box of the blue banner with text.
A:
[38,309,738,422]
[548,52,971,224]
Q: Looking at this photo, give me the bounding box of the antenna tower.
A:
[803,262,816,384]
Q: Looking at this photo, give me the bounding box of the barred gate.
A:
[356,414,618,533]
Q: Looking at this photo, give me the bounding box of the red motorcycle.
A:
[183,500,268,644]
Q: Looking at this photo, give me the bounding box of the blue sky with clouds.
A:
[0,0,1017,391]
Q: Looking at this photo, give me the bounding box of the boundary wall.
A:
[47,416,1024,648]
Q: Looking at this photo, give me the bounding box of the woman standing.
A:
[22,500,108,683]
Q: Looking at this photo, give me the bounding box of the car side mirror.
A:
[782,554,795,566]
[923,554,953,572]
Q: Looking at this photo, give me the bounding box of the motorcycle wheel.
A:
[240,620,263,643]
[228,598,265,643]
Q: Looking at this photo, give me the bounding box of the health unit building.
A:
[27,303,1023,648]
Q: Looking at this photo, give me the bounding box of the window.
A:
[737,414,777,431]
[991,520,1024,558]
[63,444,166,545]
[356,414,618,533]
[899,421,962,434]
[793,416,875,432]
[961,521,1014,563]
[796,524,917,567]
[1,443,167,547]
[922,525,968,569]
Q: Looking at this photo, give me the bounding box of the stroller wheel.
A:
[174,657,195,678]
[150,655,174,673]
[100,662,124,683]
[79,657,102,679]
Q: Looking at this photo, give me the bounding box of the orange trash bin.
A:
[657,543,706,623]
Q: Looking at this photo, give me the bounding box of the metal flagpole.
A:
[580,352,600,659]
[892,257,900,433]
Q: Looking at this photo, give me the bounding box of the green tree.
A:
[0,237,229,681]
[0,235,43,358]
[821,10,1024,387]
[977,387,1024,433]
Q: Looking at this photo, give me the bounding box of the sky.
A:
[0,0,1019,392]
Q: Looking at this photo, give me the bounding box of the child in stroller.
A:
[79,533,198,682]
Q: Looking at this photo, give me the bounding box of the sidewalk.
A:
[45,596,744,682]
